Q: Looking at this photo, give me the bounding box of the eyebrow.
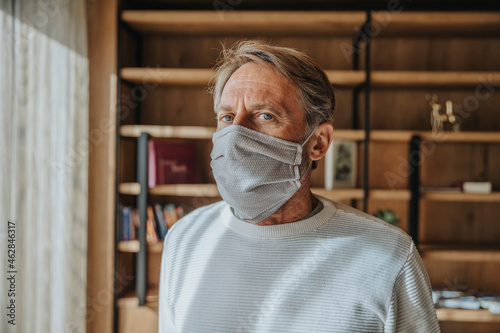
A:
[217,103,286,117]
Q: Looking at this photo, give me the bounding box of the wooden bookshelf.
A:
[311,188,364,201]
[111,7,500,333]
[436,308,500,323]
[420,244,500,262]
[421,192,500,203]
[371,71,500,87]
[372,12,500,36]
[121,67,365,87]
[121,10,366,35]
[120,124,216,139]
[118,241,163,254]
[369,189,410,201]
[370,130,500,143]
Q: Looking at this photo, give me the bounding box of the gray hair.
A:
[210,40,335,139]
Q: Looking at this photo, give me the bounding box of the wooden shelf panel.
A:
[370,130,500,143]
[121,10,366,35]
[121,68,365,87]
[121,68,213,86]
[421,192,500,202]
[120,124,216,139]
[117,286,159,309]
[312,188,364,200]
[372,12,500,36]
[369,189,410,201]
[149,184,220,197]
[119,182,141,195]
[332,129,365,141]
[118,240,163,254]
[420,244,500,262]
[371,71,500,87]
[119,183,220,197]
[436,308,500,323]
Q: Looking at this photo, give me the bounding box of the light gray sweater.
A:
[159,197,440,332]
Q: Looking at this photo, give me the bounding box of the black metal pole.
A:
[362,11,371,213]
[136,132,149,306]
[409,135,421,248]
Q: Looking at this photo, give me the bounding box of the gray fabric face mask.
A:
[210,124,314,223]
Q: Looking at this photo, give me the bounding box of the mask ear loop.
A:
[299,126,318,179]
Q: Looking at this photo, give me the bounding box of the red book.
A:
[148,140,197,188]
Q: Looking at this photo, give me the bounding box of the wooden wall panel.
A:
[420,143,500,190]
[420,201,500,244]
[140,35,355,69]
[372,38,500,71]
[369,142,409,189]
[369,89,500,131]
[86,0,119,332]
[423,259,500,292]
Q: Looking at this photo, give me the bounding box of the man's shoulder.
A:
[165,200,226,239]
[320,197,414,253]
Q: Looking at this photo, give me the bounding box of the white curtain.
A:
[0,1,89,332]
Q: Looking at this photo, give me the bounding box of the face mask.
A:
[210,124,315,223]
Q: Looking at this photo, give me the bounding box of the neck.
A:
[250,174,318,226]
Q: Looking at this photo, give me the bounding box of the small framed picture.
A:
[332,140,357,188]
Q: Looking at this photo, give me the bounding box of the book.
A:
[463,181,492,194]
[153,203,168,240]
[120,207,132,241]
[146,215,158,243]
[163,203,179,229]
[148,139,197,188]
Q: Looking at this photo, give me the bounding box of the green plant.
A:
[374,209,400,227]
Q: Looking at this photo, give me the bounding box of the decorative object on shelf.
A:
[331,140,357,188]
[373,209,400,227]
[426,94,461,133]
[463,181,492,194]
[433,289,500,314]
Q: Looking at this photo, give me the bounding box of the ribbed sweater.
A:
[159,197,440,332]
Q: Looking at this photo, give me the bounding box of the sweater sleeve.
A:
[159,240,176,333]
[384,242,440,333]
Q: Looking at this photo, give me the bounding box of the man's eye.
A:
[260,114,273,120]
[221,115,234,122]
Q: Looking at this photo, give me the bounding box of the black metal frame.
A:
[409,135,421,247]
[136,133,149,305]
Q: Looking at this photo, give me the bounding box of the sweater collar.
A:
[222,197,337,239]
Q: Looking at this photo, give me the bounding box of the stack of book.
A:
[119,203,188,242]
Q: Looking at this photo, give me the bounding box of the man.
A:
[159,41,440,332]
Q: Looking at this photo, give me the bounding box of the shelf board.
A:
[332,129,365,141]
[120,124,216,139]
[117,286,159,309]
[312,188,364,200]
[121,68,500,88]
[421,191,500,202]
[121,68,365,87]
[436,308,500,323]
[371,71,500,87]
[369,189,410,201]
[121,11,365,35]
[420,244,500,262]
[121,68,213,86]
[370,130,500,143]
[149,184,220,197]
[119,182,141,195]
[119,183,220,197]
[118,240,163,254]
[418,131,500,143]
[372,12,500,36]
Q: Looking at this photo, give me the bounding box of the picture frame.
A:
[331,140,357,188]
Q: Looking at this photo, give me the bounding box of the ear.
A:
[307,122,333,161]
